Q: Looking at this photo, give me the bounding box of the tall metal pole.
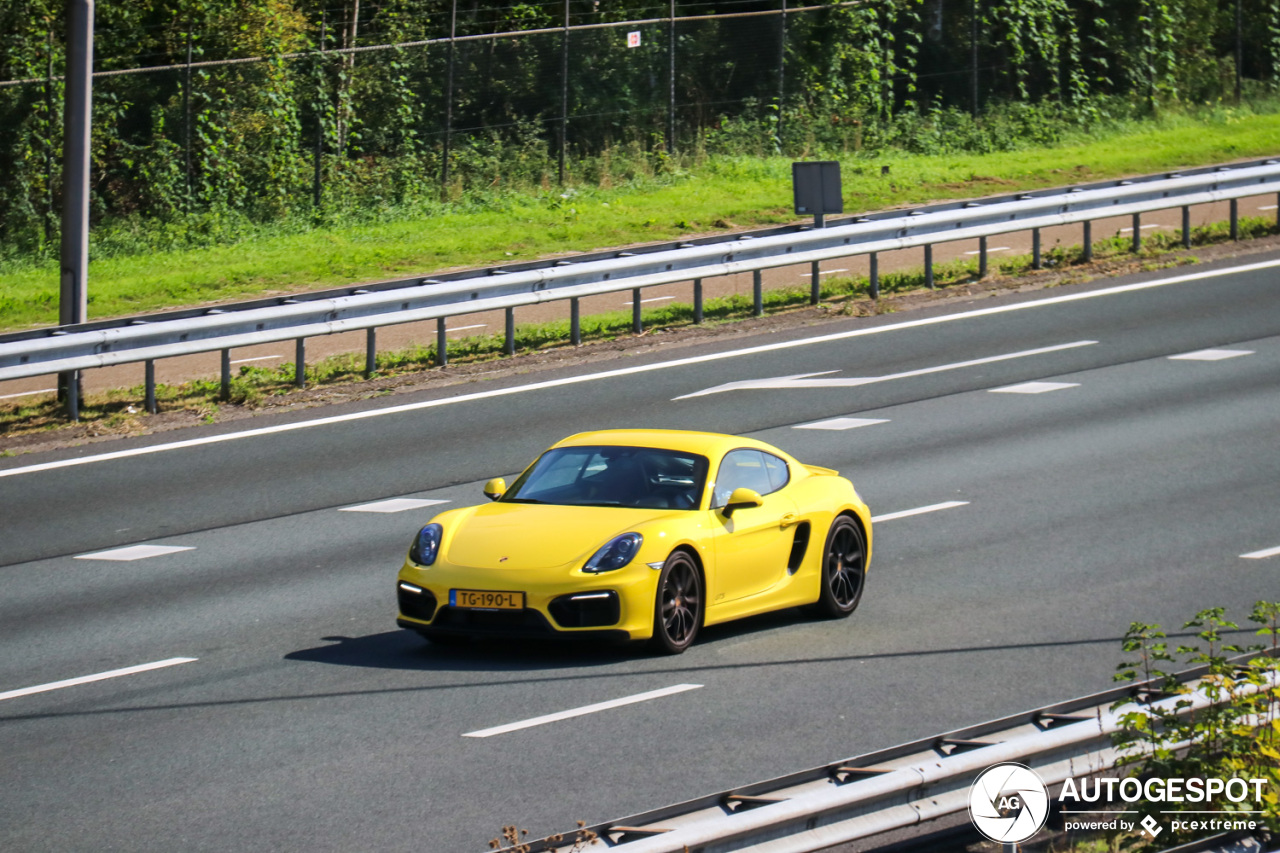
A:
[559,0,569,185]
[970,0,979,116]
[667,0,676,154]
[442,0,456,194]
[776,0,786,147]
[183,22,192,208]
[59,0,93,420]
[1235,0,1243,103]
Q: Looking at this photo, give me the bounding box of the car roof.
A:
[553,429,786,459]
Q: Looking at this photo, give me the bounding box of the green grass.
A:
[1,103,1279,332]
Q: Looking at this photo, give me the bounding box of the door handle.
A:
[780,513,798,529]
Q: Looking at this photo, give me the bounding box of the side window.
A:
[711,449,778,508]
[762,452,790,492]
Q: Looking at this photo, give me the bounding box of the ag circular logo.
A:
[969,762,1050,844]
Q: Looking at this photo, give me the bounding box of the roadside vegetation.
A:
[1,100,1280,331]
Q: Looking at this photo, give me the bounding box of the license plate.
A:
[450,589,524,610]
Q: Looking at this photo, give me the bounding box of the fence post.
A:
[145,360,157,414]
[221,348,231,400]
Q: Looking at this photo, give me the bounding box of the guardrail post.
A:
[504,308,515,356]
[810,261,820,304]
[753,270,763,316]
[1230,198,1239,240]
[1275,192,1280,228]
[1032,228,1042,270]
[435,320,447,367]
[693,279,703,323]
[570,298,581,345]
[295,338,306,388]
[220,348,231,400]
[924,244,934,289]
[632,288,642,333]
[366,328,378,376]
[978,236,988,278]
[869,252,879,299]
[1082,221,1092,262]
[1131,213,1142,253]
[145,360,157,414]
[1182,206,1191,248]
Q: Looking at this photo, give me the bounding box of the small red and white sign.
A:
[627,31,642,48]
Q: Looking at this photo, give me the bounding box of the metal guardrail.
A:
[3,158,1279,404]
[499,660,1277,853]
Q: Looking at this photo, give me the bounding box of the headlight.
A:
[583,532,643,573]
[408,523,443,566]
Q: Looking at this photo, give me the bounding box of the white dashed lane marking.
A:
[0,658,198,703]
[794,418,890,431]
[339,498,450,514]
[989,381,1079,395]
[74,545,195,561]
[463,684,704,738]
[1168,349,1254,361]
[872,501,969,523]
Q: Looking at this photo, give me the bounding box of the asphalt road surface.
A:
[2,251,1278,852]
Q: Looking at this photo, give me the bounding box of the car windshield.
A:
[502,445,709,510]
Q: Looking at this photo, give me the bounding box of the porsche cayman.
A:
[395,429,872,654]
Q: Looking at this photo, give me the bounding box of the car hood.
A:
[443,503,673,570]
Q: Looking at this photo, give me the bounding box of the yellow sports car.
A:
[395,429,872,654]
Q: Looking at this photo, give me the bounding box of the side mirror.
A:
[722,487,763,517]
[483,478,507,501]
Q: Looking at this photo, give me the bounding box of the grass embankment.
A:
[1,105,1280,331]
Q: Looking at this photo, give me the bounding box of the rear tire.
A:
[650,551,703,655]
[812,515,866,619]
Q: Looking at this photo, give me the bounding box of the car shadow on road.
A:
[285,629,644,672]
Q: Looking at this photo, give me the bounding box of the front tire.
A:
[812,515,866,619]
[650,551,703,655]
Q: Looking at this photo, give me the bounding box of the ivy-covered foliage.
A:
[1,0,1278,259]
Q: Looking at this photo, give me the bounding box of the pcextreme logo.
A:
[969,763,1051,844]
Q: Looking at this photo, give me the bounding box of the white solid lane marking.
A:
[229,355,283,364]
[963,247,1010,255]
[1259,205,1278,211]
[676,341,1096,399]
[447,324,487,333]
[0,388,57,400]
[0,658,197,703]
[989,381,1079,394]
[1119,224,1165,233]
[463,684,704,738]
[74,544,195,561]
[339,498,449,513]
[794,417,890,431]
[1241,546,1280,560]
[6,258,1280,481]
[1168,348,1254,361]
[624,296,676,305]
[872,501,969,523]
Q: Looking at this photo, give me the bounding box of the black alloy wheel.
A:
[813,515,866,618]
[651,551,703,654]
